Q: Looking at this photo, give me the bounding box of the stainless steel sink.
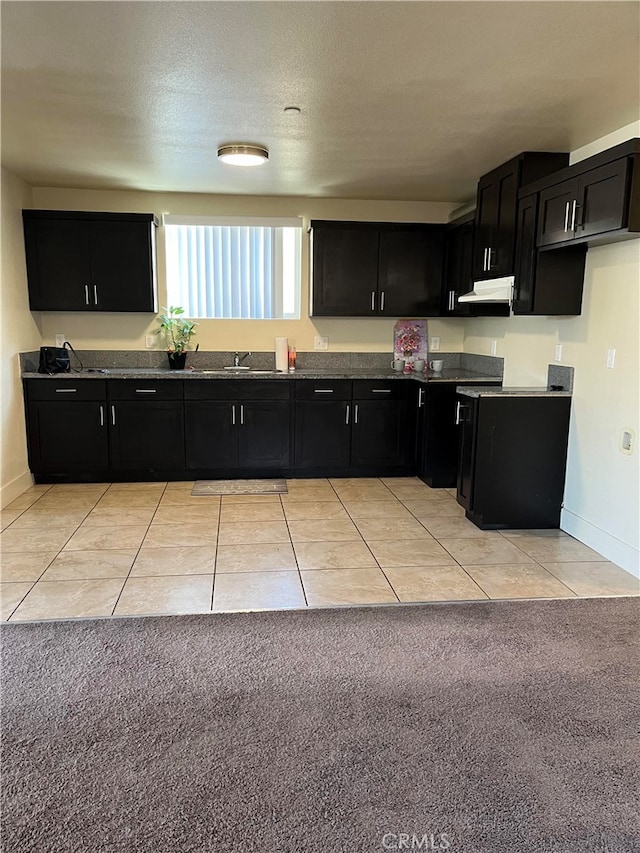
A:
[189,368,279,375]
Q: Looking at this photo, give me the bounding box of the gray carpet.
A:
[2,598,639,853]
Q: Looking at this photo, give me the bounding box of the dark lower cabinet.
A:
[456,393,571,529]
[351,399,409,468]
[294,400,351,469]
[416,381,501,488]
[185,381,291,473]
[109,401,185,471]
[27,400,109,473]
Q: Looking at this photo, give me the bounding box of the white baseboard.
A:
[561,508,640,579]
[0,470,34,509]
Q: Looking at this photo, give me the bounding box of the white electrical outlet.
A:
[606,348,616,369]
[430,336,440,352]
[55,334,66,348]
[313,336,329,351]
[490,340,497,357]
[555,344,563,362]
[145,335,155,349]
[621,428,635,455]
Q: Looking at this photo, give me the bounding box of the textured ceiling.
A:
[2,1,639,202]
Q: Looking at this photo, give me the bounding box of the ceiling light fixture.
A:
[217,144,269,167]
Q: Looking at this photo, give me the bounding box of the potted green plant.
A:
[155,306,198,369]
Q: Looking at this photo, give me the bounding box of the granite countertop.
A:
[457,385,572,398]
[22,367,503,384]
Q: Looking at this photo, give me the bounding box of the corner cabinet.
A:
[22,210,158,312]
[310,221,445,317]
[472,152,570,282]
[441,212,474,316]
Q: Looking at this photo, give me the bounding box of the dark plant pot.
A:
[167,352,187,370]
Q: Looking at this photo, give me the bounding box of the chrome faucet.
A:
[233,351,252,367]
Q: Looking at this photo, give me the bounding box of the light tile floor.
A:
[1,478,638,622]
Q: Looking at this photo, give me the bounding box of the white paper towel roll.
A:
[275,337,288,372]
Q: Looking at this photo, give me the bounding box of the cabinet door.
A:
[89,221,156,312]
[472,176,498,279]
[311,227,379,316]
[185,401,237,469]
[577,160,630,239]
[378,228,444,316]
[442,219,473,316]
[110,401,185,470]
[537,178,579,247]
[492,163,519,276]
[23,219,91,311]
[238,400,290,469]
[27,401,109,472]
[513,195,538,314]
[456,397,477,510]
[294,400,351,468]
[351,399,409,469]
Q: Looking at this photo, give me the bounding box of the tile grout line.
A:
[210,494,222,611]
[280,489,309,608]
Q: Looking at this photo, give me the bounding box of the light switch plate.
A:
[490,340,497,357]
[145,335,155,349]
[55,334,66,348]
[313,336,329,351]
[606,348,616,369]
[430,337,440,352]
[555,344,563,362]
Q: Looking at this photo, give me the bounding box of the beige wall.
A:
[463,124,640,575]
[30,187,464,354]
[1,168,40,506]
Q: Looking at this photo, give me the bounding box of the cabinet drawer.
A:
[107,380,183,401]
[352,380,406,400]
[184,380,290,401]
[294,380,352,400]
[25,379,107,401]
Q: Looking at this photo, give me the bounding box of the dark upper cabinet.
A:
[472,152,570,281]
[513,194,586,315]
[22,210,157,312]
[538,158,634,247]
[441,213,474,316]
[310,221,445,317]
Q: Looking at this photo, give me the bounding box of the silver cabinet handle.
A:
[418,387,425,408]
[372,389,391,393]
[111,405,116,426]
[483,247,489,271]
[314,389,334,393]
[231,404,236,426]
[135,389,157,393]
[448,290,455,311]
[99,405,104,427]
[354,403,359,424]
[487,248,493,270]
[455,401,461,424]
[55,388,77,393]
[240,404,244,425]
[345,403,350,425]
[93,285,98,305]
[371,291,376,312]
[570,199,578,231]
[84,285,90,305]
[380,291,385,312]
[564,201,570,233]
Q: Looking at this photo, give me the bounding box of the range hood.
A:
[458,276,515,305]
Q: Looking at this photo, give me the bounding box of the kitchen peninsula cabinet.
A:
[472,152,569,282]
[185,381,291,473]
[455,390,571,528]
[310,221,444,317]
[22,210,157,312]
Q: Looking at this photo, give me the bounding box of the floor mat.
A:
[191,478,287,496]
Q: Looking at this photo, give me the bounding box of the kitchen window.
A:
[163,215,302,319]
